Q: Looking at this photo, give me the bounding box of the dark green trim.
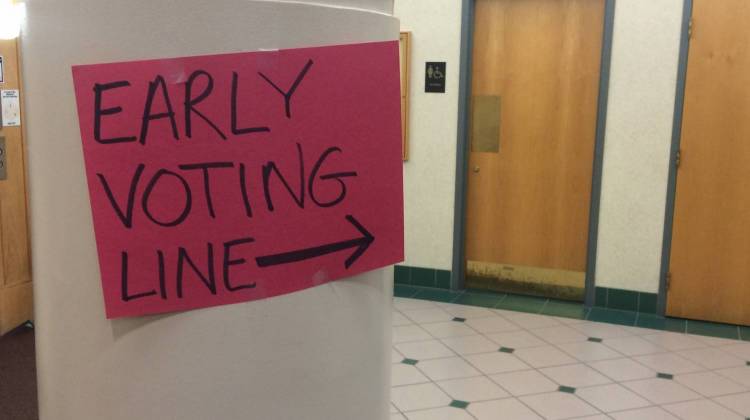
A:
[585,0,617,308]
[452,0,476,291]
[594,286,659,314]
[394,265,452,290]
[394,285,747,341]
[658,0,694,316]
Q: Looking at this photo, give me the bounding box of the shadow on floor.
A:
[0,324,38,420]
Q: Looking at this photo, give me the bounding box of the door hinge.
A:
[675,149,682,169]
[688,18,694,39]
[666,272,672,291]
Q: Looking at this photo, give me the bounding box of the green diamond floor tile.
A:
[587,307,637,326]
[495,294,546,313]
[449,400,470,409]
[687,320,740,340]
[401,358,418,365]
[657,372,674,380]
[499,347,515,353]
[587,337,603,343]
[558,386,576,394]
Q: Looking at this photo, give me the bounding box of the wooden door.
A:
[667,0,750,325]
[465,0,604,300]
[0,38,32,335]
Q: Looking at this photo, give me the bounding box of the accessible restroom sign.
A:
[72,42,404,319]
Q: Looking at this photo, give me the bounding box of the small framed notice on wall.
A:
[425,62,446,93]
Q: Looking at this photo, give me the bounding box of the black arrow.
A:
[255,215,375,269]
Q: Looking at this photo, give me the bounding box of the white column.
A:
[21,1,396,419]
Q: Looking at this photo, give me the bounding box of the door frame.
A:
[450,0,617,307]
[656,0,695,316]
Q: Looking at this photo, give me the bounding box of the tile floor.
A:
[390,296,750,420]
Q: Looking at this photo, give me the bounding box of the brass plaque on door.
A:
[471,95,500,153]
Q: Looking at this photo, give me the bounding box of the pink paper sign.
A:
[72,41,404,319]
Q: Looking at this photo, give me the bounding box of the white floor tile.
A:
[675,371,748,397]
[405,406,475,420]
[391,382,452,412]
[468,398,543,420]
[663,398,744,420]
[569,321,633,339]
[391,363,430,386]
[719,342,750,360]
[552,316,589,326]
[465,315,521,334]
[520,391,599,420]
[587,358,656,382]
[394,340,456,361]
[435,376,509,402]
[640,332,706,351]
[601,335,668,356]
[464,351,530,375]
[576,383,650,412]
[514,345,578,368]
[676,346,746,370]
[441,334,500,355]
[401,307,455,324]
[389,298,750,420]
[393,325,432,343]
[557,341,624,362]
[609,406,680,420]
[693,334,742,347]
[489,369,559,396]
[539,364,612,388]
[394,298,438,311]
[439,304,500,319]
[529,325,589,344]
[502,311,563,329]
[485,330,548,349]
[713,392,750,417]
[417,357,482,381]
[393,348,405,363]
[632,353,704,375]
[621,377,702,405]
[716,366,750,387]
[420,321,478,339]
[393,311,413,326]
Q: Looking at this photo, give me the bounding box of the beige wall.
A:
[394,0,462,271]
[595,0,684,293]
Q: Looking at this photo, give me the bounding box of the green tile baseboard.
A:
[395,267,658,315]
[394,285,748,342]
[394,264,451,289]
[594,286,658,314]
